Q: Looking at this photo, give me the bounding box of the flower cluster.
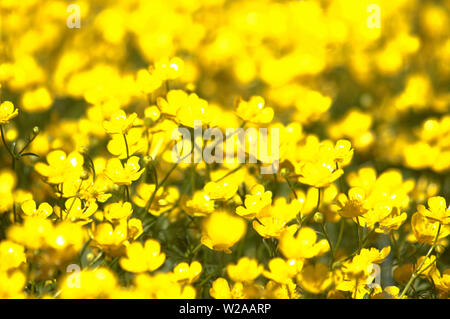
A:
[0,0,449,299]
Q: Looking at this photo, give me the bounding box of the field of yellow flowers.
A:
[1,0,450,300]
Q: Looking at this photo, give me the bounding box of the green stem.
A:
[284,177,298,199]
[1,125,16,169]
[320,222,334,269]
[18,130,39,155]
[335,219,345,252]
[399,223,441,298]
[355,217,362,253]
[123,133,130,160]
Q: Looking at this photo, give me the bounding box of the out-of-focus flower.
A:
[105,156,145,185]
[173,261,202,284]
[21,199,53,218]
[279,227,329,260]
[201,211,246,253]
[0,101,18,124]
[35,150,84,184]
[0,241,26,272]
[227,257,263,283]
[103,110,138,135]
[236,96,274,124]
[297,263,332,295]
[120,239,166,273]
[417,196,450,225]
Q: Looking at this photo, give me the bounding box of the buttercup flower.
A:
[173,261,202,284]
[120,239,166,273]
[235,96,274,124]
[227,257,263,283]
[21,200,53,218]
[0,101,18,124]
[335,187,368,218]
[105,156,145,185]
[35,150,84,184]
[417,196,450,225]
[279,227,329,260]
[0,241,26,271]
[201,211,246,253]
[103,110,138,135]
[297,263,332,295]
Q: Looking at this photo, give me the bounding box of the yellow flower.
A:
[35,150,84,184]
[333,139,354,166]
[105,156,145,185]
[210,278,233,299]
[432,269,450,298]
[144,105,161,122]
[252,198,301,238]
[204,180,238,201]
[156,89,186,116]
[21,87,53,112]
[357,206,407,234]
[120,239,166,273]
[90,218,143,256]
[0,169,16,213]
[416,255,437,278]
[264,279,300,299]
[0,270,26,298]
[418,196,450,225]
[107,127,146,159]
[7,217,53,250]
[210,277,245,299]
[0,241,26,271]
[104,201,133,222]
[358,246,391,264]
[154,56,184,80]
[56,197,97,222]
[236,96,274,124]
[262,258,298,285]
[341,247,391,281]
[45,221,86,254]
[103,110,137,135]
[335,187,368,218]
[411,212,450,245]
[133,183,179,216]
[60,268,117,299]
[201,211,246,253]
[279,227,329,260]
[157,90,210,127]
[297,263,332,295]
[136,69,162,94]
[371,286,402,299]
[236,184,272,219]
[0,101,19,124]
[173,261,202,284]
[182,191,215,217]
[227,257,263,283]
[21,199,53,218]
[297,161,344,188]
[134,273,196,299]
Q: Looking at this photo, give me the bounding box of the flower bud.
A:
[314,212,324,224]
[143,117,154,128]
[280,168,290,178]
[80,170,90,180]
